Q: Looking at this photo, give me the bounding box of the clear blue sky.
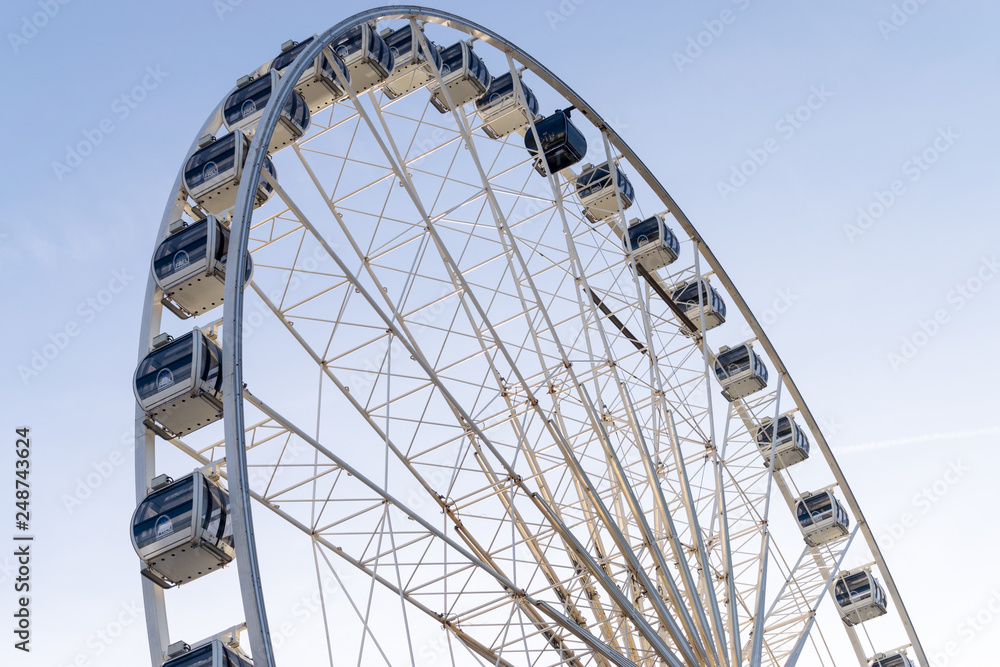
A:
[1,1,998,665]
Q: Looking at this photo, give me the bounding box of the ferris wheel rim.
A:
[133,7,928,667]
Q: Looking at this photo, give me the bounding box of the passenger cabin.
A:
[330,22,394,93]
[755,414,810,470]
[222,70,310,154]
[381,25,442,99]
[870,652,915,667]
[271,37,350,113]
[429,41,491,113]
[152,216,253,318]
[134,329,223,437]
[835,568,888,626]
[795,490,850,546]
[131,472,234,588]
[574,161,635,223]
[624,214,680,272]
[524,109,587,176]
[713,342,768,401]
[475,72,540,139]
[671,278,726,334]
[183,131,276,216]
[162,639,252,667]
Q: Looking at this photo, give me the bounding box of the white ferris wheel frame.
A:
[133,6,927,667]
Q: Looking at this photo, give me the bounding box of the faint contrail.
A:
[836,427,1000,454]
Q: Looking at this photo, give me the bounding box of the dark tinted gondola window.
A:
[185,134,239,190]
[843,573,873,602]
[469,51,490,87]
[804,493,833,523]
[332,26,363,60]
[216,219,229,262]
[758,418,794,447]
[715,292,727,318]
[439,43,463,76]
[200,478,232,546]
[288,93,310,129]
[662,226,680,255]
[216,221,253,277]
[201,338,222,392]
[372,31,393,71]
[272,38,314,71]
[522,85,539,114]
[796,500,811,526]
[226,650,254,667]
[628,217,661,252]
[873,656,910,667]
[834,580,850,606]
[384,26,434,68]
[203,480,233,546]
[491,73,514,102]
[468,51,479,80]
[425,42,441,69]
[135,333,195,401]
[164,644,215,667]
[224,77,273,127]
[323,51,344,80]
[673,281,708,306]
[153,220,210,281]
[618,172,635,201]
[534,117,566,148]
[525,111,587,173]
[716,346,751,380]
[476,71,535,112]
[797,426,810,451]
[259,156,277,196]
[133,476,195,549]
[754,356,769,384]
[577,164,612,200]
[383,27,412,63]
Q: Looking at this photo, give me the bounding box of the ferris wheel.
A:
[132,7,927,667]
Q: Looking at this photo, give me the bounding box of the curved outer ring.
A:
[133,6,927,666]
